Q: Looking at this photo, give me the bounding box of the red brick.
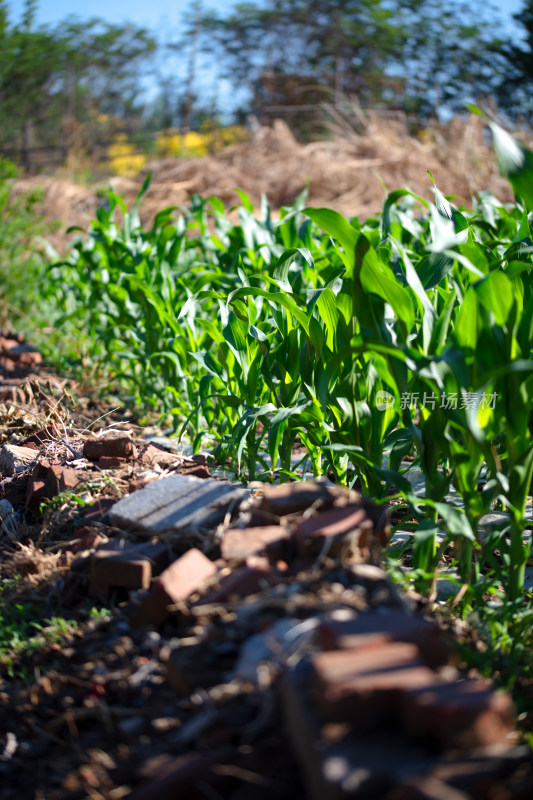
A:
[19,426,59,447]
[220,526,288,562]
[65,526,105,554]
[138,443,181,469]
[178,463,211,479]
[25,459,86,513]
[78,496,115,524]
[311,642,437,726]
[402,678,515,750]
[252,480,340,517]
[83,433,137,461]
[96,456,128,469]
[282,661,435,800]
[293,504,375,558]
[90,542,169,593]
[317,609,450,669]
[131,548,217,627]
[197,556,278,604]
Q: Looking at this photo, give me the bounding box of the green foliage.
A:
[200,0,508,121]
[0,157,49,327]
[0,579,111,680]
[0,1,156,158]
[40,124,533,605]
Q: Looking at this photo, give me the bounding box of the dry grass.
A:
[11,112,525,252]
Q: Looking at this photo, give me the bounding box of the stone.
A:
[317,609,450,669]
[109,473,244,535]
[402,678,515,750]
[131,548,218,627]
[83,432,137,461]
[220,525,289,562]
[311,642,437,726]
[0,444,38,476]
[293,504,377,558]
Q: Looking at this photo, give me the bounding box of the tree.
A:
[498,0,533,119]
[202,0,410,112]
[0,1,157,168]
[0,0,63,165]
[398,0,508,118]
[199,0,510,125]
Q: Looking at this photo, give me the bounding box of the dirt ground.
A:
[1,334,533,800]
[11,113,518,253]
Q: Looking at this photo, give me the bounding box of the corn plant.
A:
[40,123,533,600]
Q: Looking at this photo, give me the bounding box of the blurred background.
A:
[3,0,532,236]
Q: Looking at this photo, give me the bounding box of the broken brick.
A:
[83,432,137,461]
[90,541,170,595]
[177,463,211,479]
[95,456,128,469]
[25,459,85,513]
[138,443,181,469]
[293,504,377,558]
[317,609,450,669]
[19,426,60,447]
[402,678,515,750]
[251,480,340,517]
[311,642,437,727]
[198,556,278,605]
[65,526,105,555]
[283,660,435,800]
[78,496,115,525]
[220,525,289,562]
[131,548,218,628]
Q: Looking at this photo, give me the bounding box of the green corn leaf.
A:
[417,253,454,289]
[474,271,514,325]
[267,403,309,470]
[303,207,358,274]
[228,286,310,334]
[358,241,415,336]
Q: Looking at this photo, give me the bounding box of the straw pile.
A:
[12,112,521,251]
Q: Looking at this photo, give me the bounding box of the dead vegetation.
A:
[10,112,521,253]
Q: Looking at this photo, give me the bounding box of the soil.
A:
[10,113,518,254]
[1,332,533,800]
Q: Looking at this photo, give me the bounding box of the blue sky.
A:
[17,0,525,30]
[12,0,526,118]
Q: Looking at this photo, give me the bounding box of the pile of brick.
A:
[1,422,533,798]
